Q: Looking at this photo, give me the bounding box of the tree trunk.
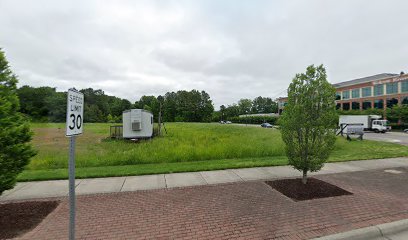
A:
[302,170,308,184]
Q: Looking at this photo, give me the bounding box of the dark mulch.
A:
[0,201,60,239]
[266,177,352,201]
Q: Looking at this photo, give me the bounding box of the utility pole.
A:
[158,101,162,136]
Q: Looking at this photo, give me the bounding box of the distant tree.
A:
[251,96,265,113]
[238,98,252,115]
[0,49,36,195]
[220,105,226,121]
[163,92,177,122]
[81,88,110,122]
[280,65,337,184]
[199,90,214,122]
[44,91,67,122]
[263,97,278,113]
[387,105,408,123]
[136,95,159,120]
[17,85,56,121]
[106,114,116,123]
[224,104,240,118]
[251,96,277,113]
[84,104,104,122]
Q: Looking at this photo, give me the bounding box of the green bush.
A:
[228,116,279,125]
[389,123,408,130]
[0,49,36,195]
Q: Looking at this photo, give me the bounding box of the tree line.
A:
[17,86,133,123]
[17,86,215,123]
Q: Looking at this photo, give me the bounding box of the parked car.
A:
[404,129,408,133]
[261,123,273,128]
[219,121,225,124]
[225,121,232,124]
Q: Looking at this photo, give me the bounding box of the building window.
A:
[374,99,384,109]
[362,87,372,97]
[362,101,371,110]
[387,98,398,108]
[351,89,360,98]
[342,90,350,100]
[335,92,341,100]
[352,102,360,110]
[386,82,398,94]
[336,103,341,109]
[374,84,384,96]
[402,97,408,105]
[401,81,408,92]
[343,102,350,110]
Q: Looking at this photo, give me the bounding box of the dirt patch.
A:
[0,201,59,239]
[266,177,352,201]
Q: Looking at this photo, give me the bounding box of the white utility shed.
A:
[122,109,153,139]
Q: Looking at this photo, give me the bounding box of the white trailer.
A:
[339,115,391,133]
[122,109,153,139]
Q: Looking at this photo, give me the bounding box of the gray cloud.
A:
[0,0,407,108]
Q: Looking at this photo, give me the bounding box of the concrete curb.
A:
[378,219,408,236]
[312,219,408,240]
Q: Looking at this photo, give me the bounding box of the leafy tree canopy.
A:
[280,64,337,184]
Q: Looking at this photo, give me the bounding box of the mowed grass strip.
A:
[20,122,408,181]
[18,157,288,181]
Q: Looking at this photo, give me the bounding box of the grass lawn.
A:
[18,122,408,181]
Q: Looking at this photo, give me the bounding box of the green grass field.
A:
[19,122,408,181]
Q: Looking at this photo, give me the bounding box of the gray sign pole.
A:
[69,135,76,240]
[66,88,83,240]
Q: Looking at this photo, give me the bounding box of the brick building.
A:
[277,72,408,115]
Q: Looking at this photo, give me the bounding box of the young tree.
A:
[0,49,36,195]
[280,64,337,184]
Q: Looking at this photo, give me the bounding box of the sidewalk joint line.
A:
[119,177,126,192]
[164,175,168,188]
[375,225,392,240]
[230,169,245,181]
[198,172,208,184]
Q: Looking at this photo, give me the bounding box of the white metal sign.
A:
[66,89,84,136]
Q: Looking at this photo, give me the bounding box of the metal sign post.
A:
[66,88,84,240]
[69,136,76,240]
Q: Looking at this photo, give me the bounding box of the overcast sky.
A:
[1,0,407,107]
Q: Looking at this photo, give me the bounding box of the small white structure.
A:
[122,109,153,139]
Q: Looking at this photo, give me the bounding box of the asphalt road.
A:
[227,123,408,145]
[364,131,408,145]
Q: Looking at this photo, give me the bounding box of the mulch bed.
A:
[266,177,352,201]
[0,201,60,239]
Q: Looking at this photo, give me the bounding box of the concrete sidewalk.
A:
[18,166,408,240]
[1,157,408,201]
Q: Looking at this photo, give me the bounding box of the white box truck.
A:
[122,109,153,139]
[339,115,391,133]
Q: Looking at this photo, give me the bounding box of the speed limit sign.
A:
[66,88,84,136]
